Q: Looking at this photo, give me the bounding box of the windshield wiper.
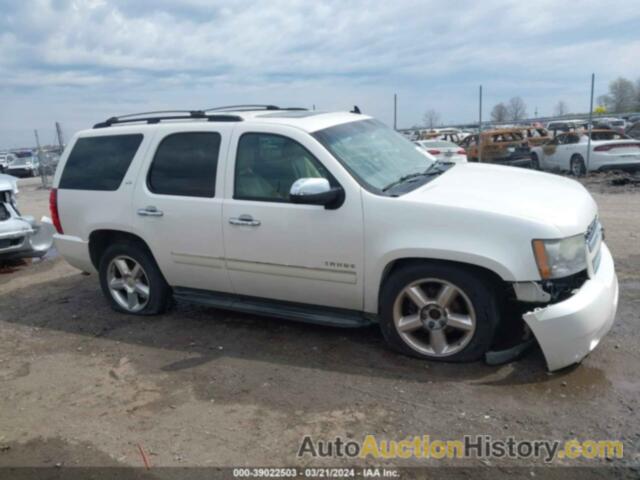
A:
[382,172,429,192]
[424,160,453,173]
[382,162,451,192]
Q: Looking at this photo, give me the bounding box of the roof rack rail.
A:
[93,110,243,129]
[203,104,308,112]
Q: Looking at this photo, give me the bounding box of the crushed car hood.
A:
[408,163,597,236]
[0,174,18,195]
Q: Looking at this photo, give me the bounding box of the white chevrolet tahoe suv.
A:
[51,106,619,371]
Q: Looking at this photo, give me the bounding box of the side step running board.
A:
[173,287,373,328]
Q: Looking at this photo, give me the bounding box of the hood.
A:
[0,174,18,195]
[407,163,596,236]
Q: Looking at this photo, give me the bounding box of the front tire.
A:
[98,242,171,315]
[570,155,586,177]
[379,263,499,362]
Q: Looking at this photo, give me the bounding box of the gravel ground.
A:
[0,175,639,477]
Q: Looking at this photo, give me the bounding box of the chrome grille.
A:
[585,217,602,273]
[0,237,23,250]
[592,248,602,272]
[586,217,601,252]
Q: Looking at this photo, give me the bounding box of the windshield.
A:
[313,119,434,192]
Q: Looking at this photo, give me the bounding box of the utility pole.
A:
[34,129,41,151]
[55,122,65,151]
[586,73,595,172]
[34,129,47,187]
[478,85,483,163]
[393,93,397,130]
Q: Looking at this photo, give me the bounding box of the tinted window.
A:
[235,133,331,202]
[60,134,143,190]
[148,132,221,197]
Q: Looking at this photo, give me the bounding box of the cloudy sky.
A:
[1,0,639,148]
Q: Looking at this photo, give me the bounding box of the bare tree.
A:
[554,100,568,117]
[507,97,527,121]
[490,103,509,123]
[606,77,636,113]
[423,109,441,129]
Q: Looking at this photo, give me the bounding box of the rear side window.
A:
[147,132,221,198]
[59,134,143,190]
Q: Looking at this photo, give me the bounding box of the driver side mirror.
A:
[289,178,344,209]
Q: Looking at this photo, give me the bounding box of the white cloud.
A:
[0,0,639,146]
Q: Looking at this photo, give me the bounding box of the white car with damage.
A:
[0,174,54,260]
[531,129,640,175]
[51,106,618,371]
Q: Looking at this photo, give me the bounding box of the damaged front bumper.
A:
[523,243,618,371]
[0,216,55,260]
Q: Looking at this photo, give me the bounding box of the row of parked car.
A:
[411,119,640,176]
[0,150,60,177]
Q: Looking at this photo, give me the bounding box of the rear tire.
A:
[379,263,499,363]
[98,242,171,315]
[570,155,586,177]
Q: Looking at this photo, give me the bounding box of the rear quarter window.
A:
[59,134,143,190]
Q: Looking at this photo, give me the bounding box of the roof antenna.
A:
[351,105,361,114]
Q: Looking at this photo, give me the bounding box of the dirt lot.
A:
[1,176,639,476]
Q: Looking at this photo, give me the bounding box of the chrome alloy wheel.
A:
[107,256,150,313]
[392,278,476,357]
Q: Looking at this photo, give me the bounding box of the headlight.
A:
[532,234,587,279]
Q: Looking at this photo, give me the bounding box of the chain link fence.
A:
[35,149,59,190]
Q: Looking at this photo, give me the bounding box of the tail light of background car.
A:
[49,188,63,234]
[593,143,640,152]
[427,149,441,155]
[457,149,466,155]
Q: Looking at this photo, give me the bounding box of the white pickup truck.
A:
[50,106,618,371]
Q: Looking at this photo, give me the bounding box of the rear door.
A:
[132,124,233,293]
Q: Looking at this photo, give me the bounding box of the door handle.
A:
[137,206,164,217]
[229,214,261,227]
